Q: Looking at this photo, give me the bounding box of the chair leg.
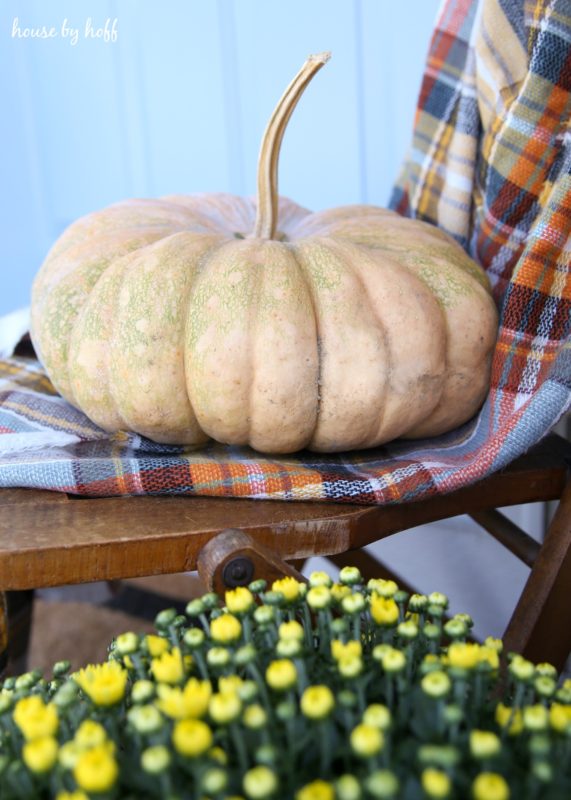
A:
[0,591,35,678]
[0,593,8,679]
[197,529,306,595]
[503,477,571,671]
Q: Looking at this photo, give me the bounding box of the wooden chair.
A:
[1,432,570,675]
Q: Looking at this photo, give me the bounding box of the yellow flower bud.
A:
[363,704,391,730]
[447,642,480,670]
[331,583,352,603]
[382,648,407,674]
[300,685,335,720]
[308,571,332,588]
[150,647,184,685]
[370,595,399,626]
[335,774,362,800]
[534,676,556,698]
[209,691,242,724]
[509,655,535,682]
[350,724,384,758]
[202,767,229,794]
[74,744,118,793]
[307,586,332,610]
[56,792,89,800]
[279,620,304,642]
[13,696,59,740]
[484,637,503,653]
[276,639,302,658]
[523,704,548,731]
[296,779,335,800]
[338,656,363,679]
[271,577,302,602]
[144,634,169,657]
[115,631,138,655]
[331,640,362,662]
[209,745,228,765]
[495,703,523,736]
[477,646,499,671]
[421,768,451,798]
[469,730,501,759]
[74,720,107,749]
[74,661,128,706]
[58,741,82,770]
[225,586,255,614]
[141,744,171,774]
[549,702,571,732]
[472,772,510,800]
[219,675,244,695]
[342,593,366,615]
[536,662,557,677]
[127,704,164,734]
[131,679,155,703]
[421,671,451,698]
[339,566,362,586]
[243,703,268,729]
[367,579,398,597]
[210,613,242,643]
[428,592,448,608]
[365,769,399,798]
[266,659,298,691]
[243,765,279,798]
[207,646,231,667]
[172,719,213,757]
[23,736,58,773]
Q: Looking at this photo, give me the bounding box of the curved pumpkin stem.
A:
[252,51,331,240]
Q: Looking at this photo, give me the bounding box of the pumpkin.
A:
[31,53,498,454]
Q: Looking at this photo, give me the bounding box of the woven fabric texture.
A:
[1,0,569,502]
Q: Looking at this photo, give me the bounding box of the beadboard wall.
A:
[1,0,440,315]
[2,1,551,639]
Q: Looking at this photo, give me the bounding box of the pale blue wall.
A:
[0,0,440,315]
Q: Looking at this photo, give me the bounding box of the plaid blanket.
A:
[0,0,569,502]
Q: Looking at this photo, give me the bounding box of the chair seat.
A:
[0,433,568,591]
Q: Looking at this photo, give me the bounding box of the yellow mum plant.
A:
[0,568,569,799]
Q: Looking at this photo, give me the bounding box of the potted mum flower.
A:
[0,569,570,799]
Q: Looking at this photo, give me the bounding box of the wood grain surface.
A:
[0,434,568,590]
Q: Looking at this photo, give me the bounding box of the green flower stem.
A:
[194,649,210,681]
[247,663,272,713]
[453,678,467,710]
[131,653,148,681]
[435,698,446,737]
[294,658,309,692]
[242,615,253,642]
[317,609,334,655]
[199,613,210,635]
[302,605,314,649]
[501,683,525,742]
[230,721,249,774]
[319,720,333,775]
[167,624,179,648]
[471,672,484,721]
[159,772,173,797]
[385,674,395,711]
[352,615,361,642]
[356,677,366,716]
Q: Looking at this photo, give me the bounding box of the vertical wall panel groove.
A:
[1,0,441,313]
[218,0,246,196]
[354,0,368,203]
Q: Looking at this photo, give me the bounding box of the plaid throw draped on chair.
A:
[0,0,569,502]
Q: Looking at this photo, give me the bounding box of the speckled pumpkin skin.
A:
[30,193,498,453]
